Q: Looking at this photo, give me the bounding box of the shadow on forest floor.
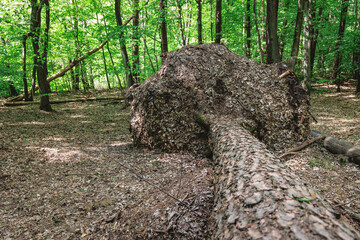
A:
[0,89,213,239]
[0,83,359,238]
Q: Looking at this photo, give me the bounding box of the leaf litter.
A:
[0,90,213,239]
[285,81,360,232]
[0,83,359,238]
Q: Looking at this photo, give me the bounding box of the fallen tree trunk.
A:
[211,118,360,239]
[312,130,360,165]
[2,97,123,106]
[5,40,108,102]
[128,44,360,237]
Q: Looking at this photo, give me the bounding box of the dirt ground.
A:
[285,80,360,232]
[0,81,359,239]
[0,90,213,239]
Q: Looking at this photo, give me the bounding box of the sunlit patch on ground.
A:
[285,80,360,231]
[0,90,213,239]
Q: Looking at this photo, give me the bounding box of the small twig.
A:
[333,197,360,208]
[308,110,318,123]
[279,152,299,159]
[279,136,326,159]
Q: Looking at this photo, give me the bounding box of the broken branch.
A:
[279,136,326,159]
[5,40,108,102]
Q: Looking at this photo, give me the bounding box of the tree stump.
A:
[128,44,360,238]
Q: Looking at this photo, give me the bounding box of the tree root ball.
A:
[128,44,311,156]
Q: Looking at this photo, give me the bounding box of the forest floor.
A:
[0,80,359,239]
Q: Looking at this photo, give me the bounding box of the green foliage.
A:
[0,0,359,98]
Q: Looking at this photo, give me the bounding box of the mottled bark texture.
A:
[128,44,360,238]
[128,44,311,156]
[211,119,360,239]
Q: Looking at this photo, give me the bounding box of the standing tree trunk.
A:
[176,0,186,46]
[356,48,360,92]
[30,0,52,111]
[101,11,123,88]
[354,0,360,93]
[302,0,313,94]
[265,0,281,63]
[22,34,32,101]
[215,0,222,43]
[197,0,203,44]
[43,0,51,94]
[160,0,169,59]
[196,0,203,45]
[245,0,251,58]
[289,0,305,70]
[115,0,134,87]
[132,0,140,82]
[253,0,265,62]
[80,21,90,91]
[72,0,81,91]
[310,7,323,72]
[95,13,111,89]
[279,0,289,60]
[210,0,214,42]
[101,44,111,89]
[331,0,350,92]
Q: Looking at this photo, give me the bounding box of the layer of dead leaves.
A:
[285,80,360,231]
[0,89,213,239]
[0,81,359,239]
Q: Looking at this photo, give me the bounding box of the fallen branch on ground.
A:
[312,130,360,166]
[2,97,124,106]
[5,40,108,102]
[279,136,326,159]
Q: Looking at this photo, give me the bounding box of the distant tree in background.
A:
[30,0,52,111]
[215,0,222,43]
[331,0,350,92]
[1,0,360,100]
[265,0,281,63]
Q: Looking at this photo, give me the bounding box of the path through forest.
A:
[0,83,359,239]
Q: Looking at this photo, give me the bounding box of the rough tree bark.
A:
[127,44,360,239]
[101,12,123,88]
[176,0,186,46]
[132,0,140,82]
[253,0,265,62]
[245,0,251,58]
[331,0,350,92]
[265,0,281,63]
[160,0,169,58]
[211,120,360,239]
[310,7,323,72]
[128,44,311,155]
[22,33,32,101]
[197,0,203,45]
[302,0,313,94]
[215,0,222,43]
[279,0,289,60]
[312,131,360,165]
[30,0,52,111]
[128,44,360,238]
[289,0,305,70]
[115,0,134,87]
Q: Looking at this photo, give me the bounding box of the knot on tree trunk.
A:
[129,44,311,156]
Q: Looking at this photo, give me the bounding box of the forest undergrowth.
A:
[0,82,359,239]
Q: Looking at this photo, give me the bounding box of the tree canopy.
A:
[1,0,359,101]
